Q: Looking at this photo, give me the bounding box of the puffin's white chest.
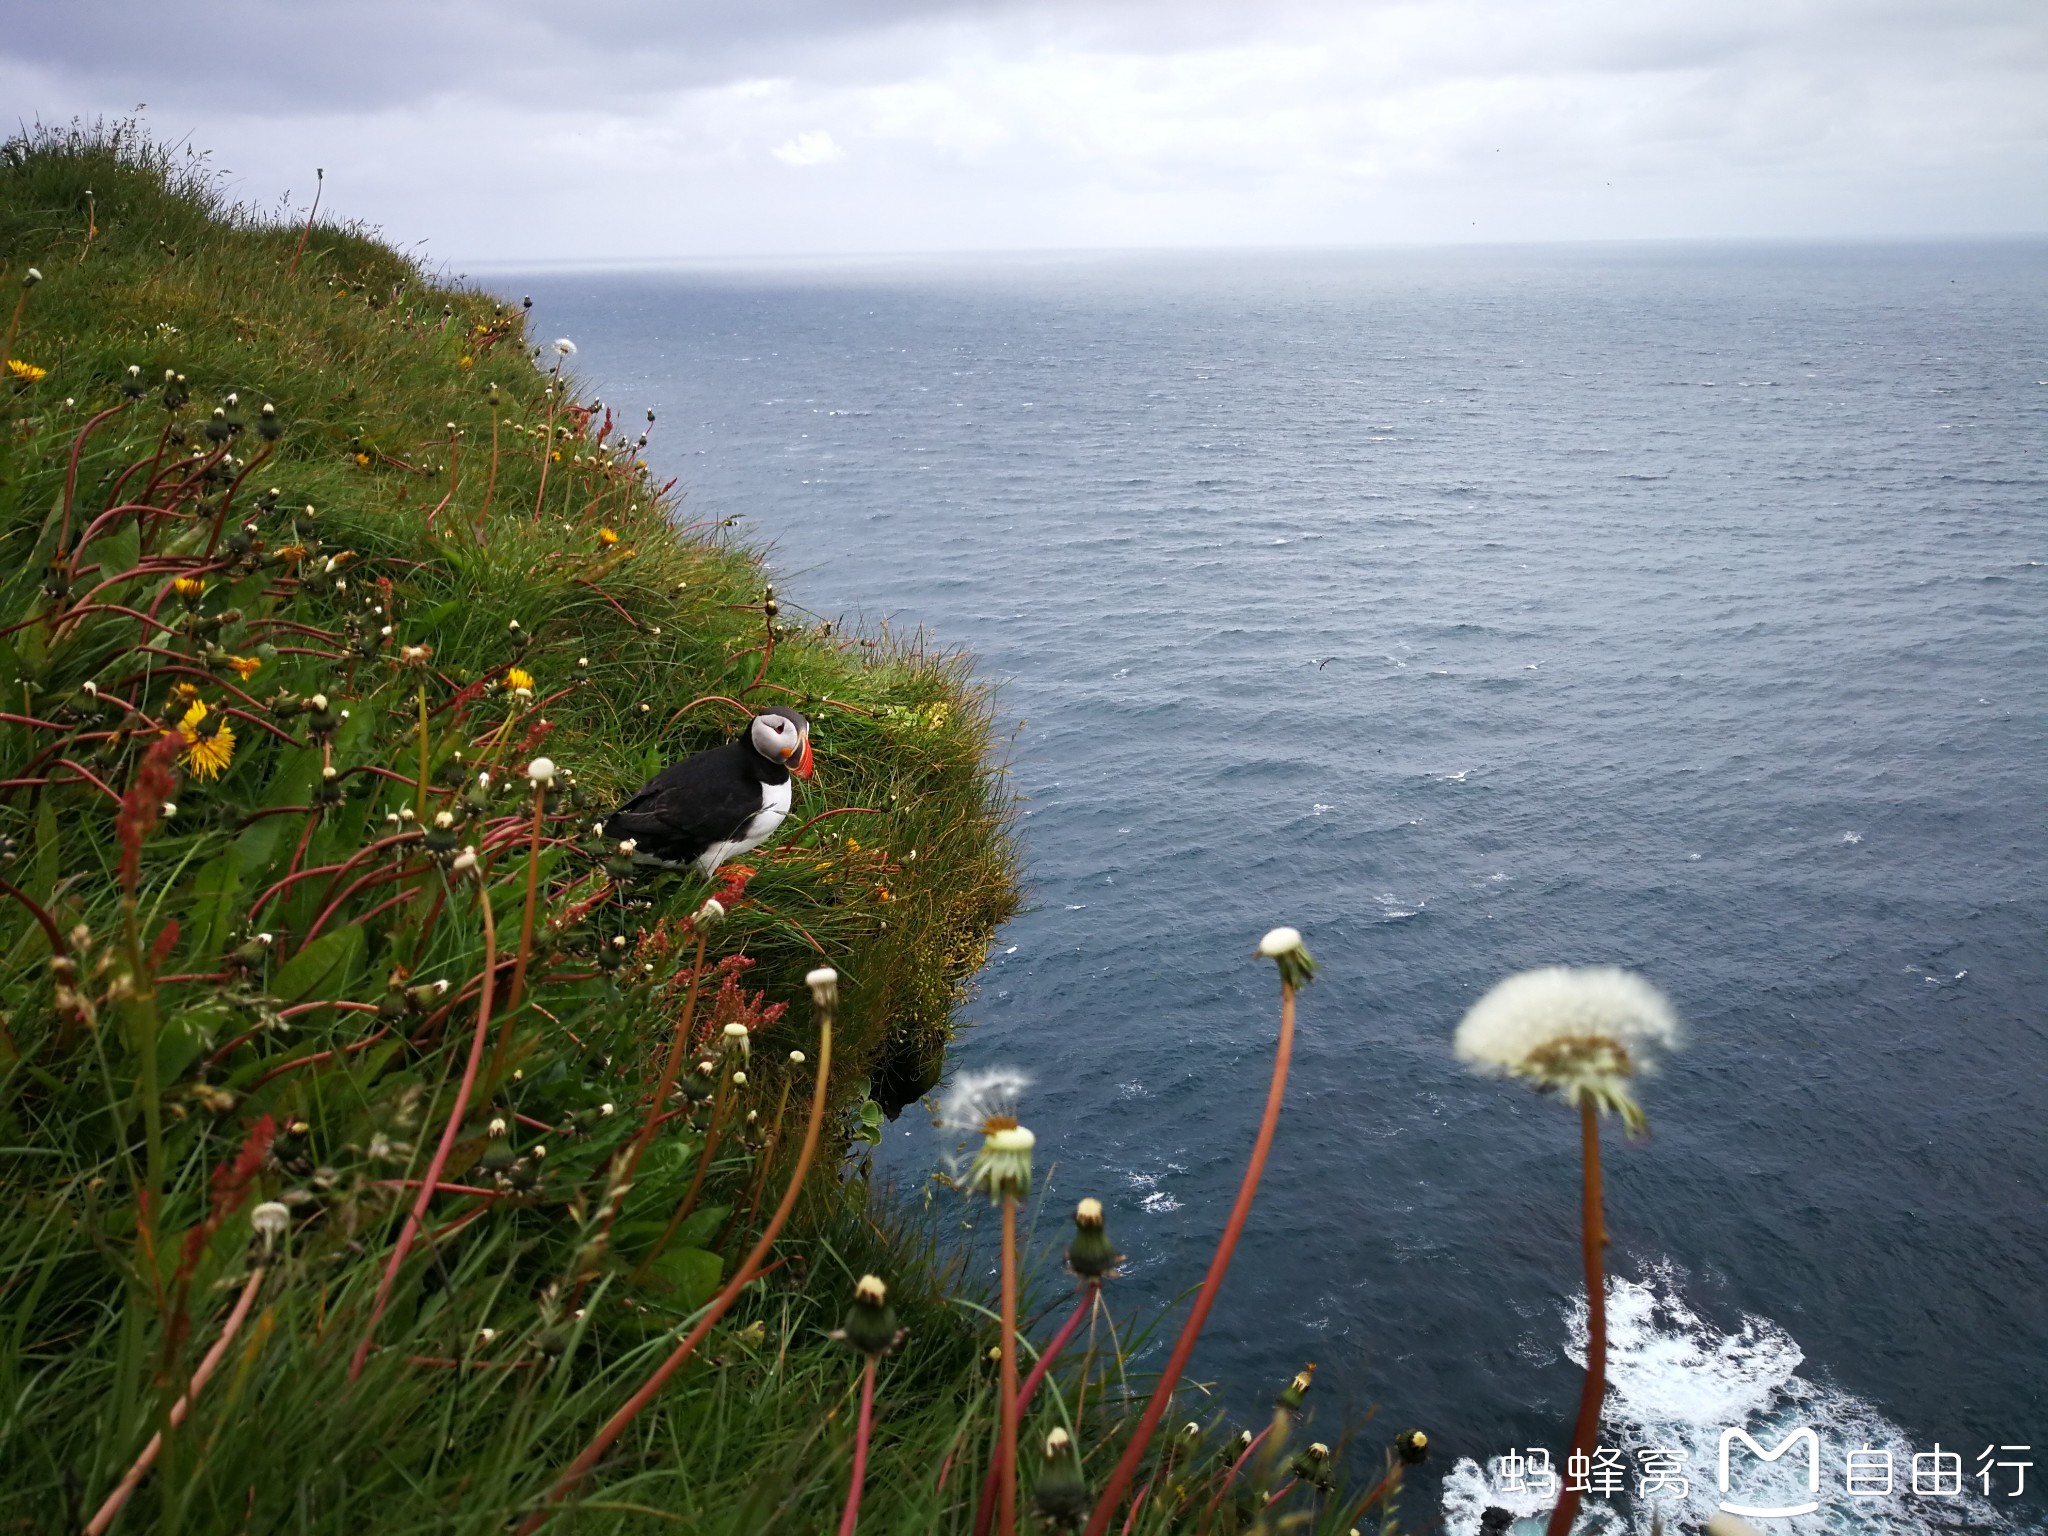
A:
[748,778,793,838]
[695,777,792,875]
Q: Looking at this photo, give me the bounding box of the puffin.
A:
[604,707,814,875]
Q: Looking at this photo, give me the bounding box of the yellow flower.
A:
[876,886,892,902]
[7,360,48,383]
[172,576,207,599]
[598,527,619,546]
[224,655,263,680]
[354,452,370,466]
[550,450,561,463]
[169,682,201,704]
[505,666,535,693]
[178,700,236,782]
[459,355,474,369]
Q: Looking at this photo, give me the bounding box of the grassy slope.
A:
[0,124,1020,1532]
[0,125,1406,1536]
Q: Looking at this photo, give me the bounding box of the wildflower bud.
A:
[971,1125,1034,1201]
[1256,925,1317,991]
[731,1071,748,1086]
[1290,1442,1334,1492]
[161,802,177,819]
[1066,1197,1123,1280]
[1035,1427,1089,1527]
[23,268,42,287]
[616,839,637,856]
[836,1274,901,1357]
[789,1050,806,1066]
[1277,1362,1316,1412]
[307,693,329,712]
[434,811,454,829]
[806,966,839,1012]
[451,846,479,875]
[527,756,556,786]
[531,1144,546,1160]
[598,1102,614,1117]
[406,979,450,1011]
[693,897,725,927]
[250,1201,290,1244]
[1395,1429,1429,1465]
[721,1022,750,1061]
[488,1117,507,1138]
[477,1327,496,1344]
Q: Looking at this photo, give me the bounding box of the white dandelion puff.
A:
[934,1067,1030,1138]
[553,338,577,357]
[1454,965,1680,1132]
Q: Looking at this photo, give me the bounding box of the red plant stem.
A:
[517,1009,833,1533]
[251,831,420,921]
[998,1194,1020,1536]
[0,875,67,956]
[571,577,643,631]
[1118,1481,1151,1536]
[974,1286,1096,1536]
[83,1263,267,1536]
[54,759,123,802]
[838,1354,879,1536]
[1203,1425,1274,1521]
[348,881,497,1382]
[243,1028,390,1092]
[57,404,131,557]
[287,169,322,277]
[1546,1102,1607,1536]
[1081,980,1298,1536]
[299,861,420,952]
[608,926,711,1245]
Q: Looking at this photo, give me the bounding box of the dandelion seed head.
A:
[553,338,576,356]
[934,1067,1029,1138]
[1454,965,1680,1130]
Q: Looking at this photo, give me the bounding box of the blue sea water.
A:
[503,243,2048,1533]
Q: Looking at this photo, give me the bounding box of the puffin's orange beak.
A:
[793,736,814,779]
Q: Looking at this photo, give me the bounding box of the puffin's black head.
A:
[748,708,813,778]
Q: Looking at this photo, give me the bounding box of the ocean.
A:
[499,242,2048,1533]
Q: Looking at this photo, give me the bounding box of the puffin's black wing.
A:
[606,742,763,864]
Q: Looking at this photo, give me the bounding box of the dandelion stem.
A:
[533,388,560,524]
[287,168,323,277]
[519,1006,832,1532]
[349,878,497,1382]
[476,407,500,540]
[838,1353,878,1536]
[1546,1100,1608,1536]
[1081,978,1298,1536]
[999,1192,1020,1536]
[505,781,546,1020]
[415,681,431,822]
[83,1262,268,1536]
[974,1284,1094,1536]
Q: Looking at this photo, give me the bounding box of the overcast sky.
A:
[7,1,2046,261]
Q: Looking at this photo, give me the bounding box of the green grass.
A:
[0,120,1415,1536]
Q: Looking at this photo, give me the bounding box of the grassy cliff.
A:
[0,124,1405,1536]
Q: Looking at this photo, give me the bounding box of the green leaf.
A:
[184,852,242,968]
[614,1204,728,1260]
[268,927,363,1005]
[638,1246,722,1310]
[96,521,141,587]
[157,1002,230,1083]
